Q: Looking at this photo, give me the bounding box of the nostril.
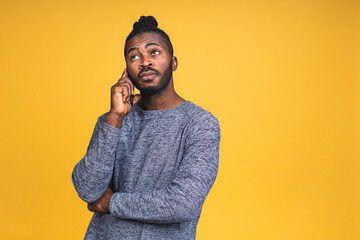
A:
[141,62,152,67]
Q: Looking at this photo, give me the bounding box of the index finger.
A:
[118,69,127,82]
[124,71,134,94]
[118,69,134,94]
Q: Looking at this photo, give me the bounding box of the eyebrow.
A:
[127,42,161,54]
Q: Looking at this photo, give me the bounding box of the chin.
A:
[140,79,171,96]
[139,86,163,96]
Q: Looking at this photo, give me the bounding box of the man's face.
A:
[125,32,176,96]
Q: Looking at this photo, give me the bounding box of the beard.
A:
[128,60,173,96]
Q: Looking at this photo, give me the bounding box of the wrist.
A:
[104,192,114,213]
[105,112,125,128]
[102,188,114,213]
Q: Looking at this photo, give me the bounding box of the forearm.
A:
[109,183,207,223]
[109,139,219,223]
[72,113,121,203]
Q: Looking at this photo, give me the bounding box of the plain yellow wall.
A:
[0,0,359,239]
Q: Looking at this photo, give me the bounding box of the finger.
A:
[118,69,127,83]
[119,71,134,93]
[88,203,95,212]
[122,76,134,95]
[124,70,134,94]
[130,94,141,106]
[117,79,133,95]
[121,69,127,78]
[118,72,132,83]
[120,84,130,103]
[114,86,123,96]
[120,82,133,102]
[114,84,130,103]
[121,86,126,103]
[114,87,125,103]
[116,72,134,101]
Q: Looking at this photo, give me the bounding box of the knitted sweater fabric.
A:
[72,101,221,240]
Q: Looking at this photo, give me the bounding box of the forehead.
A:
[125,32,170,53]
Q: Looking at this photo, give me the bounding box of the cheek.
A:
[158,58,171,70]
[126,64,138,76]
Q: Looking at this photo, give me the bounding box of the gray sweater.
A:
[72,101,221,240]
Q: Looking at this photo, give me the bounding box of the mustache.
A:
[138,67,160,78]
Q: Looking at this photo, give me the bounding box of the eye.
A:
[151,50,160,55]
[130,55,139,60]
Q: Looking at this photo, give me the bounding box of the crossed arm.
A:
[87,187,113,213]
[72,112,220,224]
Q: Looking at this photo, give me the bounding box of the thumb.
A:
[130,94,141,105]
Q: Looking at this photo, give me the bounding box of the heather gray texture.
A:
[72,101,220,240]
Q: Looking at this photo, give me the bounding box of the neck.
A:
[139,79,185,111]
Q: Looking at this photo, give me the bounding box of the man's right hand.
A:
[106,69,140,128]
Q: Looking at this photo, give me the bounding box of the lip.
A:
[139,71,158,80]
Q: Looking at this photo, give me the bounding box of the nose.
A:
[140,55,152,68]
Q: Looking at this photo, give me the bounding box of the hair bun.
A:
[133,16,158,31]
[125,15,173,57]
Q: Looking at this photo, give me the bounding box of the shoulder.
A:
[183,101,220,140]
[183,101,219,126]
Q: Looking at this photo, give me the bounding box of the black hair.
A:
[124,16,174,58]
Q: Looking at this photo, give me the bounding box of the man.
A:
[72,16,220,240]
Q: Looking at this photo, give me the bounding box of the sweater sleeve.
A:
[72,113,122,203]
[108,112,221,223]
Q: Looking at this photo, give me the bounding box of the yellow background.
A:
[0,0,359,239]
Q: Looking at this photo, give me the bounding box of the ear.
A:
[172,56,178,71]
